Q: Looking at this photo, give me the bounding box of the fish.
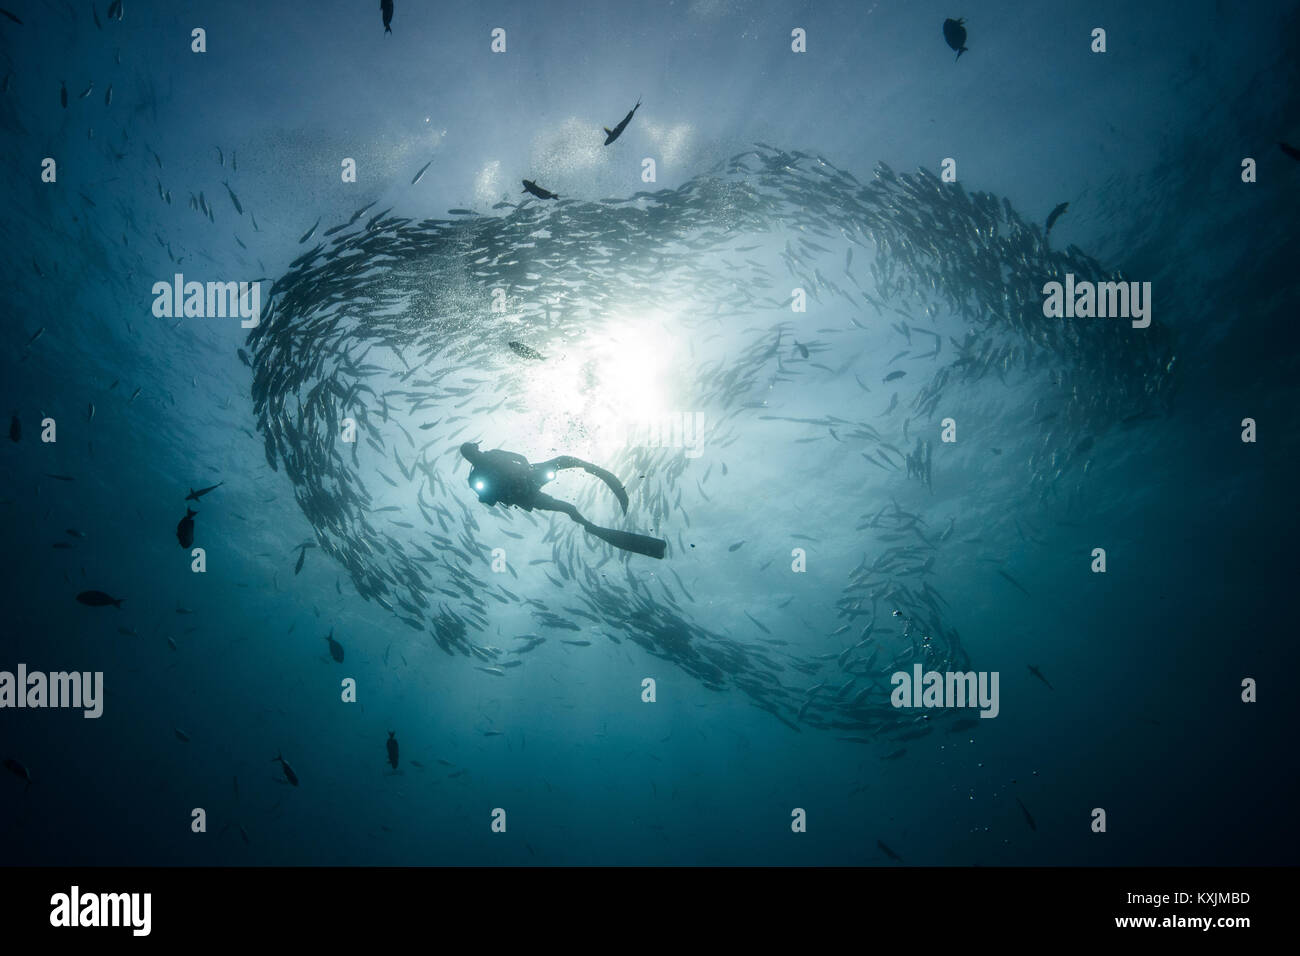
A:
[174,728,191,743]
[176,508,197,548]
[78,81,93,99]
[883,370,906,383]
[522,179,559,200]
[1027,665,1054,691]
[299,218,319,244]
[8,415,19,442]
[77,590,123,609]
[386,731,399,769]
[603,97,641,145]
[185,482,223,501]
[65,529,85,538]
[381,0,393,34]
[104,84,112,105]
[294,548,306,574]
[222,181,243,215]
[728,541,745,552]
[272,752,299,786]
[476,666,505,676]
[4,758,32,790]
[793,341,809,358]
[411,160,433,185]
[561,639,592,646]
[997,569,1031,596]
[877,839,903,862]
[60,81,67,108]
[1015,797,1037,831]
[942,18,968,60]
[0,8,22,24]
[1279,142,1300,162]
[325,628,344,663]
[507,341,546,361]
[1045,201,1069,235]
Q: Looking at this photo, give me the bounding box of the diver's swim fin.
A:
[542,456,629,514]
[585,523,666,559]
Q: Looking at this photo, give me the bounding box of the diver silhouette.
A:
[460,442,667,559]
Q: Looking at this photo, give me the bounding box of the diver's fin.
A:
[585,524,666,560]
[541,457,629,514]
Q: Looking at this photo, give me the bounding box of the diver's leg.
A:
[533,457,629,514]
[534,493,665,560]
[532,491,593,528]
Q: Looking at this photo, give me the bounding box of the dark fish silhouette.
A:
[0,8,23,24]
[8,415,18,442]
[299,218,319,244]
[1015,796,1037,831]
[294,546,306,574]
[325,628,344,663]
[521,179,558,200]
[883,370,906,382]
[60,81,67,108]
[176,507,196,548]
[943,18,968,60]
[411,159,432,185]
[381,0,393,34]
[877,839,903,862]
[508,341,546,361]
[272,751,299,786]
[77,590,123,608]
[997,569,1031,596]
[186,482,223,502]
[1027,665,1054,690]
[794,341,809,358]
[1280,142,1300,162]
[3,758,32,791]
[174,728,191,743]
[386,731,399,769]
[603,97,641,145]
[1045,201,1069,235]
[222,181,243,215]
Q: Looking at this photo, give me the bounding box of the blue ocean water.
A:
[1,0,1297,866]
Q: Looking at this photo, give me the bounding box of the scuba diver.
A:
[460,442,667,559]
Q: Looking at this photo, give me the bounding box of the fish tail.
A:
[956,47,967,61]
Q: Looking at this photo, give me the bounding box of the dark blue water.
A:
[1,0,1297,866]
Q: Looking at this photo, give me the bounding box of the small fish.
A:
[176,507,196,548]
[294,547,306,574]
[728,541,745,552]
[381,0,393,34]
[1015,797,1037,831]
[167,637,177,651]
[0,8,23,24]
[1045,201,1069,235]
[9,415,19,442]
[476,666,505,676]
[128,386,142,403]
[222,181,243,215]
[185,482,223,502]
[215,145,224,167]
[793,341,809,359]
[997,569,1031,596]
[508,341,546,361]
[272,752,299,786]
[86,403,95,423]
[324,628,344,663]
[521,179,558,200]
[24,326,44,348]
[411,160,432,185]
[883,370,906,383]
[603,97,641,145]
[78,81,93,99]
[104,84,112,105]
[942,17,968,60]
[1027,665,1054,691]
[1279,142,1300,162]
[298,218,319,244]
[174,728,191,743]
[77,590,123,609]
[561,639,592,646]
[877,839,903,862]
[65,529,85,538]
[386,731,399,769]
[4,758,32,790]
[60,81,67,108]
